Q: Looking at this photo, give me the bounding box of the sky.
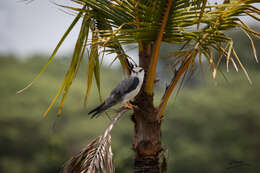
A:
[0,0,81,56]
[0,1,259,59]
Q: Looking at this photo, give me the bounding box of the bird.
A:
[88,67,145,118]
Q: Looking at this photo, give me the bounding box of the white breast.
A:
[122,76,143,104]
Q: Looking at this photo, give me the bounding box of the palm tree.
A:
[20,0,260,172]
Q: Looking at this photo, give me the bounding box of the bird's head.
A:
[131,67,144,78]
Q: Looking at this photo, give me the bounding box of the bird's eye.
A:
[139,69,143,72]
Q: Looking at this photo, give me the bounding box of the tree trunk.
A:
[132,43,163,173]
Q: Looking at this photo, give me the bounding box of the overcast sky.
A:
[0,1,259,58]
[0,0,82,56]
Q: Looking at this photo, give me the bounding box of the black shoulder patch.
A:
[125,77,139,93]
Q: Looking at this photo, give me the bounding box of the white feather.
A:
[122,67,144,104]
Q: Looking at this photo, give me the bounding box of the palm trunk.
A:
[132,44,163,173]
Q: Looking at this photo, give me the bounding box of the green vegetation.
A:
[19,0,259,171]
[0,55,260,173]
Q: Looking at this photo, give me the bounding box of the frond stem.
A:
[157,33,209,119]
[145,0,174,95]
[157,56,192,119]
[103,107,129,138]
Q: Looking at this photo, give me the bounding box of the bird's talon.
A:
[124,102,133,109]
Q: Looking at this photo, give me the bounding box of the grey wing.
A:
[88,77,139,118]
[105,77,139,104]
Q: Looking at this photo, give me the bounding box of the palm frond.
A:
[63,135,113,173]
[158,50,194,118]
[22,0,259,117]
[73,0,259,86]
[146,0,174,95]
[84,31,99,106]
[85,0,259,49]
[94,53,102,103]
[16,8,83,94]
[43,8,90,117]
[94,12,134,75]
[62,107,129,173]
[57,11,90,116]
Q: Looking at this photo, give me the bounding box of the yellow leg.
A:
[124,102,133,109]
[124,101,139,110]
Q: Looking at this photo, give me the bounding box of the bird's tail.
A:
[88,102,105,118]
[88,102,114,118]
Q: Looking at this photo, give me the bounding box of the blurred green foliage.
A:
[0,54,260,173]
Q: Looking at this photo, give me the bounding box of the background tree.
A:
[19,0,260,172]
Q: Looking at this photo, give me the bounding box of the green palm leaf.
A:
[24,0,259,117]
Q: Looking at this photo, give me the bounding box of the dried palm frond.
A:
[62,107,129,173]
[63,135,113,173]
